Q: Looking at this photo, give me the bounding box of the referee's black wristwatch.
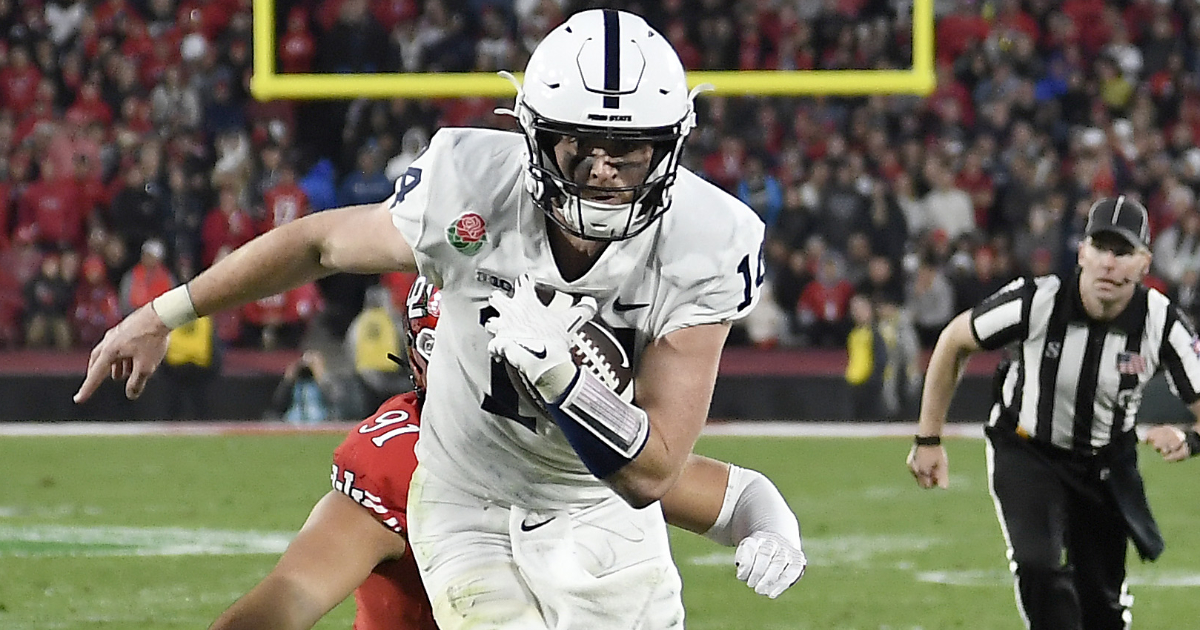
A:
[913,435,942,446]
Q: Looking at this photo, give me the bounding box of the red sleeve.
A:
[331,392,421,535]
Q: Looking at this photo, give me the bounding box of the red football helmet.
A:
[401,276,441,392]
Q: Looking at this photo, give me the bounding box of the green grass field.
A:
[3,431,1200,629]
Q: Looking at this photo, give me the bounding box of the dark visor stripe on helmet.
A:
[603,9,620,109]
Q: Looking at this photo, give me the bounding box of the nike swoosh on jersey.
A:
[520,516,555,532]
[517,342,548,359]
[613,298,649,312]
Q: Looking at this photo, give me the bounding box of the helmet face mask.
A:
[528,117,683,241]
[402,276,440,394]
[506,9,699,241]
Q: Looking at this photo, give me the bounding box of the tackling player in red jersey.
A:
[210,278,805,630]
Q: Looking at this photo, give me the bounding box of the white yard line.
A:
[0,524,292,557]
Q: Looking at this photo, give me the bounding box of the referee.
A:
[907,196,1200,630]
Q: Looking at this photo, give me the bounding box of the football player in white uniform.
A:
[74,9,798,629]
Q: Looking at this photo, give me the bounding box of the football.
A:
[505,317,636,414]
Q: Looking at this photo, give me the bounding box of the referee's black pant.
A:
[986,430,1131,630]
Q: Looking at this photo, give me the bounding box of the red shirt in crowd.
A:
[242,283,323,327]
[67,84,115,128]
[73,261,122,347]
[18,177,84,249]
[279,12,317,73]
[261,181,310,233]
[936,11,989,64]
[201,204,257,268]
[125,263,175,311]
[797,277,855,324]
[0,58,42,112]
[955,166,995,230]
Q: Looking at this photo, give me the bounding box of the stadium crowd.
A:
[3,0,1200,366]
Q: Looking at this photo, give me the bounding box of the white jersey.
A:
[389,128,765,509]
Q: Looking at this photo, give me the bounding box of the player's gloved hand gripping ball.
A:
[485,274,597,402]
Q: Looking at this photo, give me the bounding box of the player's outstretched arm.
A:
[74,202,415,403]
[209,491,406,630]
[660,455,806,599]
[907,311,980,489]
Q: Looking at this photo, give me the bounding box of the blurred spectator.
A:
[242,283,323,350]
[105,165,164,269]
[858,254,904,306]
[815,160,869,251]
[922,158,975,241]
[737,155,784,231]
[1,46,43,112]
[338,144,392,206]
[17,158,84,250]
[845,294,886,420]
[71,254,120,347]
[907,255,956,348]
[162,164,207,269]
[211,130,253,197]
[118,238,175,315]
[1153,209,1200,288]
[299,157,339,212]
[260,160,309,233]
[202,75,246,138]
[319,0,389,74]
[703,135,746,191]
[24,252,73,349]
[150,65,202,131]
[876,299,921,419]
[279,7,317,73]
[796,254,854,348]
[201,186,256,268]
[743,282,787,349]
[475,5,518,72]
[953,245,1010,313]
[345,285,409,411]
[384,126,430,182]
[863,182,909,264]
[844,232,873,288]
[267,350,362,424]
[161,315,220,419]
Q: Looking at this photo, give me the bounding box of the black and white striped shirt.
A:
[971,272,1200,454]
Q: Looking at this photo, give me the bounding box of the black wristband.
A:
[914,435,942,446]
[1184,429,1200,457]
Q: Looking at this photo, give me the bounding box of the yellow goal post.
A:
[251,0,935,100]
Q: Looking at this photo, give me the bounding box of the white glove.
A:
[485,274,597,401]
[734,531,807,599]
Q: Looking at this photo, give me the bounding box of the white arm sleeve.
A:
[702,465,802,549]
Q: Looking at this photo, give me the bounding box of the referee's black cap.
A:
[1086,195,1150,250]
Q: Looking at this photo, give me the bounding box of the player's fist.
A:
[484,274,596,401]
[734,532,806,599]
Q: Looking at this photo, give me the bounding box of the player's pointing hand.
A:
[74,304,171,403]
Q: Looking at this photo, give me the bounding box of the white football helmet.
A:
[500,9,705,241]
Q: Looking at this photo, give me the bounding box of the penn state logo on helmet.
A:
[496,9,710,242]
